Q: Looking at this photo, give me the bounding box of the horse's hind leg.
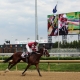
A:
[35,64,42,76]
[22,64,31,76]
[4,62,12,73]
[8,62,12,69]
[4,61,18,73]
[8,59,21,70]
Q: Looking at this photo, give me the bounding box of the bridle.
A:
[36,48,50,57]
[43,48,49,56]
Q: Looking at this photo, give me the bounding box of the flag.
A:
[52,4,57,13]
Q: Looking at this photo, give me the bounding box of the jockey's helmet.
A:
[63,14,67,18]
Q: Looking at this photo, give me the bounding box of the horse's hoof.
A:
[4,69,9,73]
[39,75,42,77]
[22,73,26,76]
[4,70,7,73]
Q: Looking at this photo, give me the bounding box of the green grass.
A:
[1,56,80,60]
[50,63,80,72]
[1,56,80,71]
[0,63,80,72]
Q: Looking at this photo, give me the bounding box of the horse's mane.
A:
[38,47,43,53]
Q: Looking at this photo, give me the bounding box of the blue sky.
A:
[0,0,80,44]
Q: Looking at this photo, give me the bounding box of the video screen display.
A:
[48,11,80,36]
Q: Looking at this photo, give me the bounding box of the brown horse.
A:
[3,47,50,76]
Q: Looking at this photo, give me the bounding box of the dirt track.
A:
[0,71,80,80]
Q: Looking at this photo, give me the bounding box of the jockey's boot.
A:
[24,54,29,63]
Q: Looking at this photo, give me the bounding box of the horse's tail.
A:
[3,55,13,63]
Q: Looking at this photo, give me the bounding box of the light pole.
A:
[35,0,38,41]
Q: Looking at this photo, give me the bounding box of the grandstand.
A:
[0,43,53,53]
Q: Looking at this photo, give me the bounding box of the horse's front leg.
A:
[22,64,31,76]
[35,64,42,77]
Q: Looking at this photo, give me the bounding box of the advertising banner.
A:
[47,11,80,36]
[66,12,80,34]
[48,15,58,36]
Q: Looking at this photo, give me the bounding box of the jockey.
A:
[59,14,68,29]
[21,41,39,58]
[54,14,68,35]
[26,41,39,53]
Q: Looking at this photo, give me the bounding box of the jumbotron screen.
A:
[48,11,80,36]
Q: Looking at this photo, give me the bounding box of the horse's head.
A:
[39,47,50,57]
[43,49,50,57]
[39,48,50,57]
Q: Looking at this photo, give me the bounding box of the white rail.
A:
[0,52,80,56]
[0,53,13,56]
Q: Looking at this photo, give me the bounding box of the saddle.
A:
[24,51,38,63]
[22,51,37,58]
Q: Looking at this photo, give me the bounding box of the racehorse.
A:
[3,47,50,76]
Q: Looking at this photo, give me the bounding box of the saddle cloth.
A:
[21,52,28,58]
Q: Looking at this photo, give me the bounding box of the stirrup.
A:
[24,54,28,58]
